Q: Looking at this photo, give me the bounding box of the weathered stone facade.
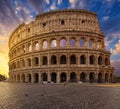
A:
[8,9,114,83]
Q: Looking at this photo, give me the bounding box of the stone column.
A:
[31,73,34,83]
[76,72,80,82]
[57,71,60,83]
[25,74,28,83]
[86,72,89,82]
[67,71,70,82]
[48,72,51,82]
[39,73,41,83]
[95,72,98,82]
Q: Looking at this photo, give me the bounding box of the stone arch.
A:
[21,59,25,68]
[34,73,39,83]
[34,57,39,66]
[80,55,86,64]
[60,72,66,82]
[97,40,102,49]
[110,73,113,82]
[27,58,31,67]
[70,72,76,82]
[21,45,26,53]
[34,41,40,51]
[89,72,95,82]
[28,43,32,52]
[98,56,102,65]
[80,38,85,47]
[98,72,102,83]
[89,55,95,65]
[70,55,76,64]
[105,73,108,82]
[60,55,66,64]
[51,39,57,48]
[105,57,109,66]
[60,38,66,47]
[27,74,31,83]
[21,74,25,83]
[41,73,47,81]
[51,55,57,65]
[43,40,48,49]
[89,38,95,48]
[17,61,20,68]
[42,56,48,65]
[80,72,86,82]
[70,37,76,47]
[51,72,57,83]
[17,74,20,82]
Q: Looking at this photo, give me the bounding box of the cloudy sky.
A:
[0,0,120,76]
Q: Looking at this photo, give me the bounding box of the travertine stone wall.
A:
[9,9,114,83]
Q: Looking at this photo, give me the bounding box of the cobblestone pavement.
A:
[0,82,120,109]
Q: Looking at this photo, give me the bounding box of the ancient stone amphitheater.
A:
[9,9,114,83]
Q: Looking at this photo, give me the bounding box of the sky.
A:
[0,0,120,77]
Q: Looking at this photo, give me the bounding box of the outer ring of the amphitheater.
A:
[8,9,114,83]
[9,31,114,83]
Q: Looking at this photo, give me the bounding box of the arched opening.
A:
[22,45,26,53]
[70,38,76,47]
[80,72,86,82]
[60,38,66,47]
[80,55,86,64]
[89,72,95,83]
[27,58,31,67]
[80,38,85,47]
[89,39,93,48]
[21,59,25,68]
[21,74,25,83]
[60,55,66,64]
[70,72,76,82]
[27,74,31,82]
[98,56,102,65]
[34,73,39,83]
[51,55,57,65]
[105,57,109,66]
[98,73,102,83]
[60,72,66,82]
[110,73,113,82]
[43,40,48,49]
[43,56,48,65]
[51,72,57,83]
[61,20,65,25]
[17,61,20,68]
[70,55,76,64]
[51,39,57,48]
[17,75,20,82]
[42,73,47,81]
[105,73,108,82]
[34,42,40,51]
[28,43,32,52]
[89,55,95,65]
[34,57,39,66]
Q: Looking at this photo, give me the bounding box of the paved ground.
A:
[0,82,120,109]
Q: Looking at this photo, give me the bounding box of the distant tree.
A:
[0,74,6,81]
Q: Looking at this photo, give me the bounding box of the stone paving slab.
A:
[0,82,120,109]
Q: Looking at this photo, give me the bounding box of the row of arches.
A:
[10,55,110,70]
[11,72,113,83]
[10,37,104,58]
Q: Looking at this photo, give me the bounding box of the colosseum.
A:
[9,9,114,83]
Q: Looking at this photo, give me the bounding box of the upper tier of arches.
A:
[9,9,103,49]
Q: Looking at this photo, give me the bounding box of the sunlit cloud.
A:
[46,0,50,5]
[58,0,62,5]
[50,2,57,10]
